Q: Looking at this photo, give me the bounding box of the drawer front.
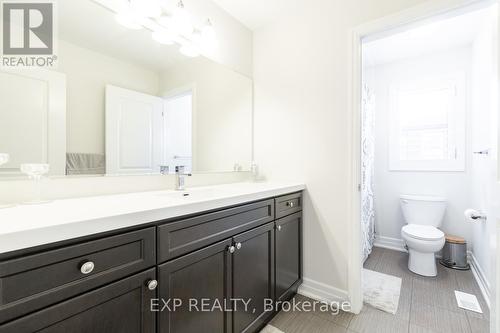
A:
[158,199,274,263]
[0,227,155,324]
[0,269,157,333]
[275,192,302,219]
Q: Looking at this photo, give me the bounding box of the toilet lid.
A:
[402,224,444,241]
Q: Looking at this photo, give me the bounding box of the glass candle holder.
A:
[0,154,15,209]
[20,163,51,204]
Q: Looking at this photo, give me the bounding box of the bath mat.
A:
[260,325,285,333]
[363,269,402,314]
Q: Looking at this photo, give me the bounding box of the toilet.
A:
[400,195,446,277]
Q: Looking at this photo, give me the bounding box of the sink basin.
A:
[154,188,219,201]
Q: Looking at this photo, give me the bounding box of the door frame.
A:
[348,0,500,315]
[162,83,197,171]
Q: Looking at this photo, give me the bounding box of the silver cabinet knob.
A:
[286,201,294,208]
[147,279,158,290]
[80,261,95,275]
[228,245,236,253]
[277,225,282,231]
[236,242,242,250]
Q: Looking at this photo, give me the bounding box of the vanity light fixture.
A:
[152,29,175,45]
[115,10,143,30]
[202,19,216,44]
[130,0,162,19]
[172,0,193,36]
[156,14,173,29]
[179,43,200,58]
[115,0,161,29]
[200,19,217,52]
[108,0,215,58]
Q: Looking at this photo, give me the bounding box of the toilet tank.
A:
[400,195,447,227]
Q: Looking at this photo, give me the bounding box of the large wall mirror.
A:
[0,0,253,178]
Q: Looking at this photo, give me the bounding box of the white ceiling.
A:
[363,7,492,67]
[211,0,290,30]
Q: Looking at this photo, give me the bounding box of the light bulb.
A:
[200,19,217,52]
[157,14,173,28]
[172,1,193,36]
[115,11,143,30]
[152,29,174,45]
[179,43,199,57]
[130,0,162,18]
[202,19,216,43]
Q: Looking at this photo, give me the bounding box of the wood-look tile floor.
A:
[269,247,490,333]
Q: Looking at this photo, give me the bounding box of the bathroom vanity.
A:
[0,183,304,333]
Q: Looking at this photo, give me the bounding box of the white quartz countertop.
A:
[0,182,305,255]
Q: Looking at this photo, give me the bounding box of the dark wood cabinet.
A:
[0,269,157,333]
[0,192,303,333]
[275,212,302,302]
[232,223,275,333]
[158,239,233,333]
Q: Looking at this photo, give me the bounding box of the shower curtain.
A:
[361,85,376,263]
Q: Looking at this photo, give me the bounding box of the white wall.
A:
[57,40,160,155]
[253,0,436,298]
[470,14,498,293]
[366,47,474,247]
[160,57,253,172]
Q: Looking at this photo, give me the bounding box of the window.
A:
[389,74,465,171]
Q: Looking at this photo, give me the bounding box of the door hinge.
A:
[357,184,361,192]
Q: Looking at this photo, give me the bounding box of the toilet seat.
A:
[402,224,444,241]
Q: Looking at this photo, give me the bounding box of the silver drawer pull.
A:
[236,242,242,250]
[286,201,295,208]
[80,261,95,275]
[228,245,236,254]
[277,225,282,231]
[147,279,158,290]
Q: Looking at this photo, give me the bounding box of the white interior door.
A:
[0,68,66,176]
[105,85,163,175]
[163,91,193,173]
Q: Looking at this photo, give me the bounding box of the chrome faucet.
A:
[175,166,191,191]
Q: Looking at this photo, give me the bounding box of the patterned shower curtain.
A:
[361,85,376,263]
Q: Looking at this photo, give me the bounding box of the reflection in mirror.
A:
[0,0,253,178]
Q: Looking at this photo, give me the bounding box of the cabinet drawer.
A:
[0,268,157,333]
[275,192,302,219]
[158,199,274,262]
[0,227,155,324]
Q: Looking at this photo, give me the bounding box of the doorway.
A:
[349,1,499,328]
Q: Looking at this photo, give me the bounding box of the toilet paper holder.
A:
[465,209,487,221]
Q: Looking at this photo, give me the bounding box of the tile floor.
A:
[269,247,490,333]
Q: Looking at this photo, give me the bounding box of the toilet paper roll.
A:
[464,209,486,221]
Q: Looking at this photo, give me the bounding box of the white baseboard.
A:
[373,235,407,252]
[468,251,491,309]
[298,278,349,305]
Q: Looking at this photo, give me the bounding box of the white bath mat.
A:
[455,291,483,313]
[363,269,402,314]
[260,325,284,333]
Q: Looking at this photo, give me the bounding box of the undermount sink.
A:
[153,188,218,201]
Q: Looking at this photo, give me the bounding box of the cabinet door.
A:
[275,212,302,302]
[232,223,275,333]
[0,269,156,333]
[158,239,233,333]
